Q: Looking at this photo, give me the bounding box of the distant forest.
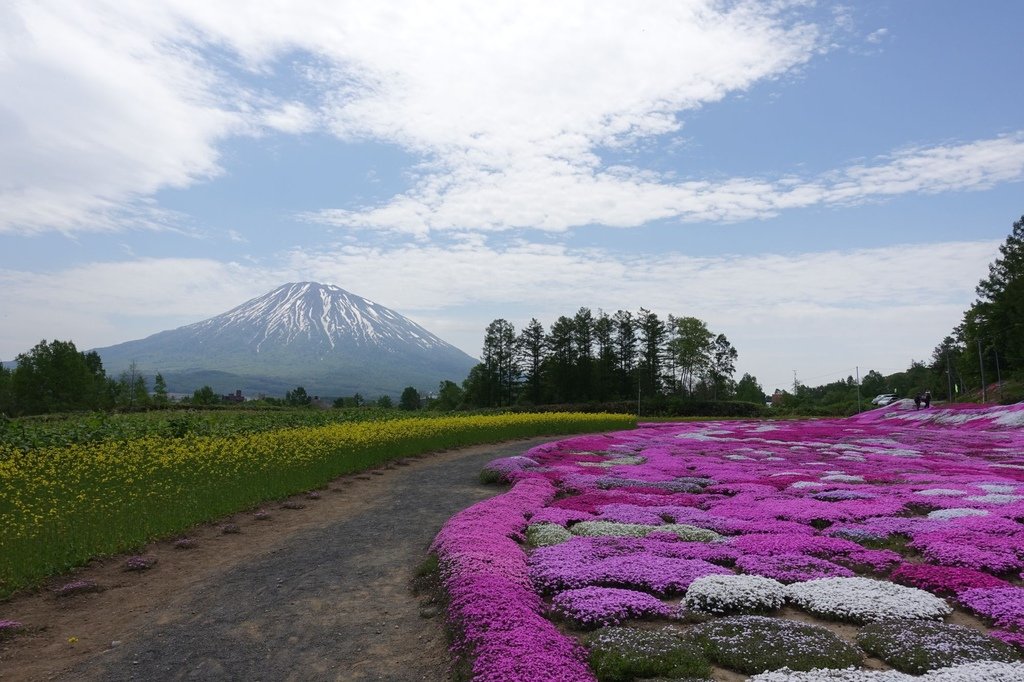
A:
[458,310,764,409]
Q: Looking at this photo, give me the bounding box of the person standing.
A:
[923,391,932,408]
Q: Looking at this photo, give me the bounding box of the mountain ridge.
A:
[94,282,478,397]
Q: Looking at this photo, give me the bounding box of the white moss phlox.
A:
[786,577,952,622]
[684,573,787,614]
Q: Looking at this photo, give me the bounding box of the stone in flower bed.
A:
[54,578,101,597]
[526,522,573,547]
[735,553,855,583]
[585,626,710,681]
[551,586,672,629]
[124,555,157,571]
[683,574,787,615]
[787,577,952,623]
[686,615,863,674]
[856,620,1020,674]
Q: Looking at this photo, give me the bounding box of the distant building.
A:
[222,389,244,403]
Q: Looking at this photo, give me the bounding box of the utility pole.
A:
[855,366,862,413]
[994,347,1003,403]
[945,349,953,403]
[977,338,987,403]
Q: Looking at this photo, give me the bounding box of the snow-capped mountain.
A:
[95,283,478,397]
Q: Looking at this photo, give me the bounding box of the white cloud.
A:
[0,1,825,235]
[308,133,1024,233]
[0,238,996,386]
[866,27,889,44]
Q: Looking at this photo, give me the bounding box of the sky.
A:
[1,1,1022,393]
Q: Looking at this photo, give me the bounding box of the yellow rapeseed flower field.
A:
[0,412,634,596]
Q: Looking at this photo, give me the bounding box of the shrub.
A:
[585,626,711,681]
[856,620,1020,674]
[686,615,863,674]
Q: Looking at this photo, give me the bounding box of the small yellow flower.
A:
[67,636,78,644]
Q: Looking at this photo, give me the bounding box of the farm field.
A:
[434,401,1024,681]
[0,410,634,597]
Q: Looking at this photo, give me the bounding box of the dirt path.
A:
[0,438,555,682]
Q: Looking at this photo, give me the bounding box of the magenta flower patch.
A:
[439,402,1024,678]
[550,586,672,628]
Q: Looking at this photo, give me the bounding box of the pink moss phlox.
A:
[529,507,594,526]
[991,629,1024,650]
[728,533,864,558]
[432,478,593,680]
[550,586,672,628]
[530,536,731,594]
[735,553,855,583]
[891,563,1009,596]
[958,587,1024,630]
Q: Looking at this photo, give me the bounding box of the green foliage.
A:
[431,380,464,411]
[0,406,408,451]
[152,372,169,407]
[586,627,711,681]
[191,385,220,406]
[399,386,422,410]
[686,615,863,674]
[9,340,110,415]
[525,523,571,546]
[735,373,766,404]
[856,620,1019,674]
[284,385,312,407]
[376,395,394,409]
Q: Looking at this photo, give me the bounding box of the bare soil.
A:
[0,438,556,682]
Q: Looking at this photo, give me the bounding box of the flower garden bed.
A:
[432,402,1024,680]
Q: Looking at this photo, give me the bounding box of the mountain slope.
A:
[95,282,478,396]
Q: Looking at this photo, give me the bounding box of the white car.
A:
[871,393,898,406]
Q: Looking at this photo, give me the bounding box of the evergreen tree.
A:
[517,318,547,405]
[592,311,617,401]
[153,372,169,406]
[636,309,665,397]
[572,307,595,400]
[545,316,577,402]
[482,319,518,406]
[613,310,638,399]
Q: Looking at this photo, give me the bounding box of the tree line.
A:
[931,214,1024,402]
[776,214,1024,414]
[458,308,765,408]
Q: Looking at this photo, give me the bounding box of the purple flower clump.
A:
[958,587,1024,630]
[735,553,854,583]
[891,563,1010,596]
[550,586,671,628]
[431,478,595,681]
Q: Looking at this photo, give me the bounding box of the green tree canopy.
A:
[10,339,109,415]
[399,386,421,410]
